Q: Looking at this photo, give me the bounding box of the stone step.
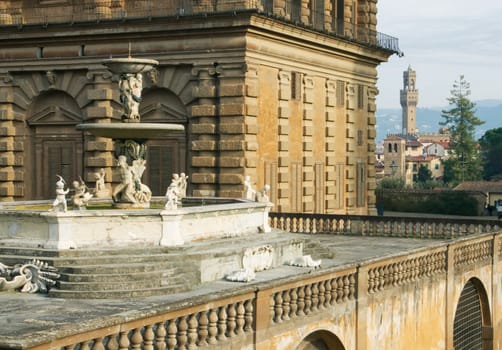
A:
[62,260,195,275]
[0,252,192,269]
[58,267,188,283]
[56,274,193,292]
[48,284,193,299]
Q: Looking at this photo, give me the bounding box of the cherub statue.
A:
[178,172,189,199]
[255,184,271,203]
[164,173,181,209]
[243,175,256,201]
[52,175,69,212]
[72,177,93,210]
[93,168,109,198]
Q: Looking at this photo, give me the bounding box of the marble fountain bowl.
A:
[0,198,273,250]
[102,57,159,74]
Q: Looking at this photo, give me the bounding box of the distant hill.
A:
[375,99,502,143]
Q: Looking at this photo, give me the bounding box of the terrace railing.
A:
[11,231,500,349]
[269,212,501,239]
[0,0,400,54]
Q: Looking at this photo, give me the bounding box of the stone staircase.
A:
[0,232,330,299]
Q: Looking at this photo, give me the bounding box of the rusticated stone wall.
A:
[0,1,389,214]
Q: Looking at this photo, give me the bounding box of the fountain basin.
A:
[76,123,184,139]
[0,199,272,250]
[102,58,159,74]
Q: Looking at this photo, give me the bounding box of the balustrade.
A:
[269,212,501,239]
[270,272,357,324]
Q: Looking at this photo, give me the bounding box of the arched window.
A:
[394,143,398,152]
[388,143,392,153]
[453,278,492,350]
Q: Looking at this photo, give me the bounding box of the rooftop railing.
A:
[0,0,401,54]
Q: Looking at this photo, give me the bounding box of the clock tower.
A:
[400,66,419,135]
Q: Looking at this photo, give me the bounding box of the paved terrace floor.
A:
[0,232,452,349]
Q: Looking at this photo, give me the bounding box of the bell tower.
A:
[400,66,418,135]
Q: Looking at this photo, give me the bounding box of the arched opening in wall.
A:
[26,90,84,200]
[453,278,492,350]
[140,88,188,196]
[296,330,345,350]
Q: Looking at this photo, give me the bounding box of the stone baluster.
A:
[304,284,312,314]
[282,290,291,320]
[244,300,254,332]
[198,311,209,346]
[324,280,332,306]
[118,331,130,350]
[177,316,188,350]
[187,313,199,349]
[368,268,375,293]
[342,275,350,301]
[349,274,356,299]
[311,283,319,311]
[274,292,283,323]
[330,279,338,305]
[155,322,167,350]
[297,286,305,316]
[130,328,143,349]
[318,282,325,308]
[207,309,218,344]
[217,307,227,341]
[227,304,237,337]
[91,337,105,350]
[235,302,245,334]
[336,277,344,302]
[166,319,177,350]
[143,325,154,350]
[290,288,298,317]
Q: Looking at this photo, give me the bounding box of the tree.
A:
[440,75,484,185]
[479,127,502,180]
[416,164,432,183]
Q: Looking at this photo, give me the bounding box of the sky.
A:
[376,0,502,108]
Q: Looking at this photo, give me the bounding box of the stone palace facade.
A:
[0,0,399,214]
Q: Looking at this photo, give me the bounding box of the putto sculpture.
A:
[72,177,93,210]
[52,175,69,212]
[164,173,188,209]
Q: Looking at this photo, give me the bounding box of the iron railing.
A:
[0,0,401,54]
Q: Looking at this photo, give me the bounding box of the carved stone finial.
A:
[0,259,60,293]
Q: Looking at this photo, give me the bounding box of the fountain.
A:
[0,56,312,299]
[76,57,184,209]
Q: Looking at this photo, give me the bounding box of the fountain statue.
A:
[76,57,184,208]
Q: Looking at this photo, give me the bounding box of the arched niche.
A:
[453,277,492,350]
[26,90,84,200]
[139,87,188,196]
[296,330,346,350]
